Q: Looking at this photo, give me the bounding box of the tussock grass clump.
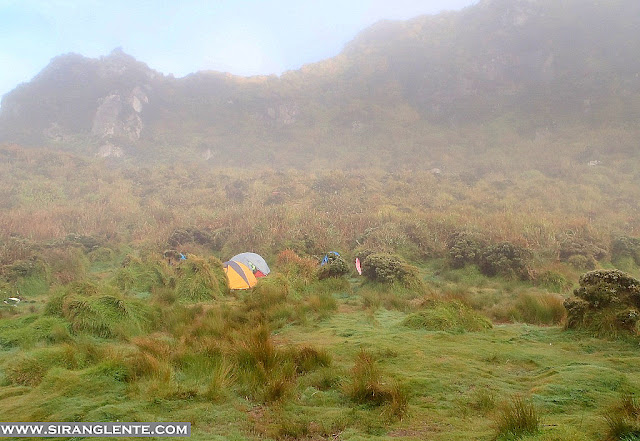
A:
[513,292,567,325]
[245,274,289,309]
[0,315,70,349]
[45,283,154,339]
[535,270,573,293]
[175,255,229,302]
[605,394,640,441]
[41,246,88,285]
[276,249,317,287]
[303,291,338,321]
[61,295,153,338]
[470,388,497,414]
[345,350,408,419]
[402,300,492,333]
[291,346,332,374]
[494,396,540,440]
[114,254,170,294]
[5,351,56,386]
[232,326,333,403]
[204,359,235,402]
[4,345,89,386]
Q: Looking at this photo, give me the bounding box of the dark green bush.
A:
[479,242,531,279]
[167,227,227,250]
[317,254,349,279]
[447,232,486,269]
[535,270,572,292]
[564,270,640,337]
[575,270,640,308]
[3,258,47,281]
[64,234,102,251]
[559,236,607,261]
[612,236,640,266]
[361,253,418,285]
[567,254,597,270]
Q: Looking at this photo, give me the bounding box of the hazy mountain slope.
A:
[1,0,639,164]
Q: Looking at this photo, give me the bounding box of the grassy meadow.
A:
[1,136,640,440]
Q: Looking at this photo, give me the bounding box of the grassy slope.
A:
[1,140,640,439]
[278,307,640,441]
[0,273,638,441]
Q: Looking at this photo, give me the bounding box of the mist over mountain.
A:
[1,0,639,168]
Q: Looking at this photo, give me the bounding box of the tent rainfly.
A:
[223,260,257,290]
[230,252,270,278]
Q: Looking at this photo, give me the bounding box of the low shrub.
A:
[567,254,597,270]
[611,236,640,266]
[447,232,486,269]
[361,253,420,287]
[447,234,531,280]
[168,226,226,250]
[317,254,349,279]
[564,270,640,337]
[559,236,607,262]
[479,242,531,280]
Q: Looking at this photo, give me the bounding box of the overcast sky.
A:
[0,0,477,98]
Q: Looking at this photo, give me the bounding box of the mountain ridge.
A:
[1,0,639,166]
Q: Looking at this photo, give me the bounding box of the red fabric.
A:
[254,270,266,278]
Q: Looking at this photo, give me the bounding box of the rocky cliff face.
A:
[91,86,149,142]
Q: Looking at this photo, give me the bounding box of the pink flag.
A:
[355,257,362,275]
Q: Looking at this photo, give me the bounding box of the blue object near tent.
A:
[321,251,340,266]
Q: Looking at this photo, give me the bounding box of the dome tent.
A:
[223,260,257,290]
[321,251,341,266]
[230,252,270,278]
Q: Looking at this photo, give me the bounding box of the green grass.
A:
[402,299,493,333]
[2,244,640,439]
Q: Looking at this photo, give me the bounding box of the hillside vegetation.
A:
[0,142,639,439]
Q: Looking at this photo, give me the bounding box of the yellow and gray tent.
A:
[223,260,257,290]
